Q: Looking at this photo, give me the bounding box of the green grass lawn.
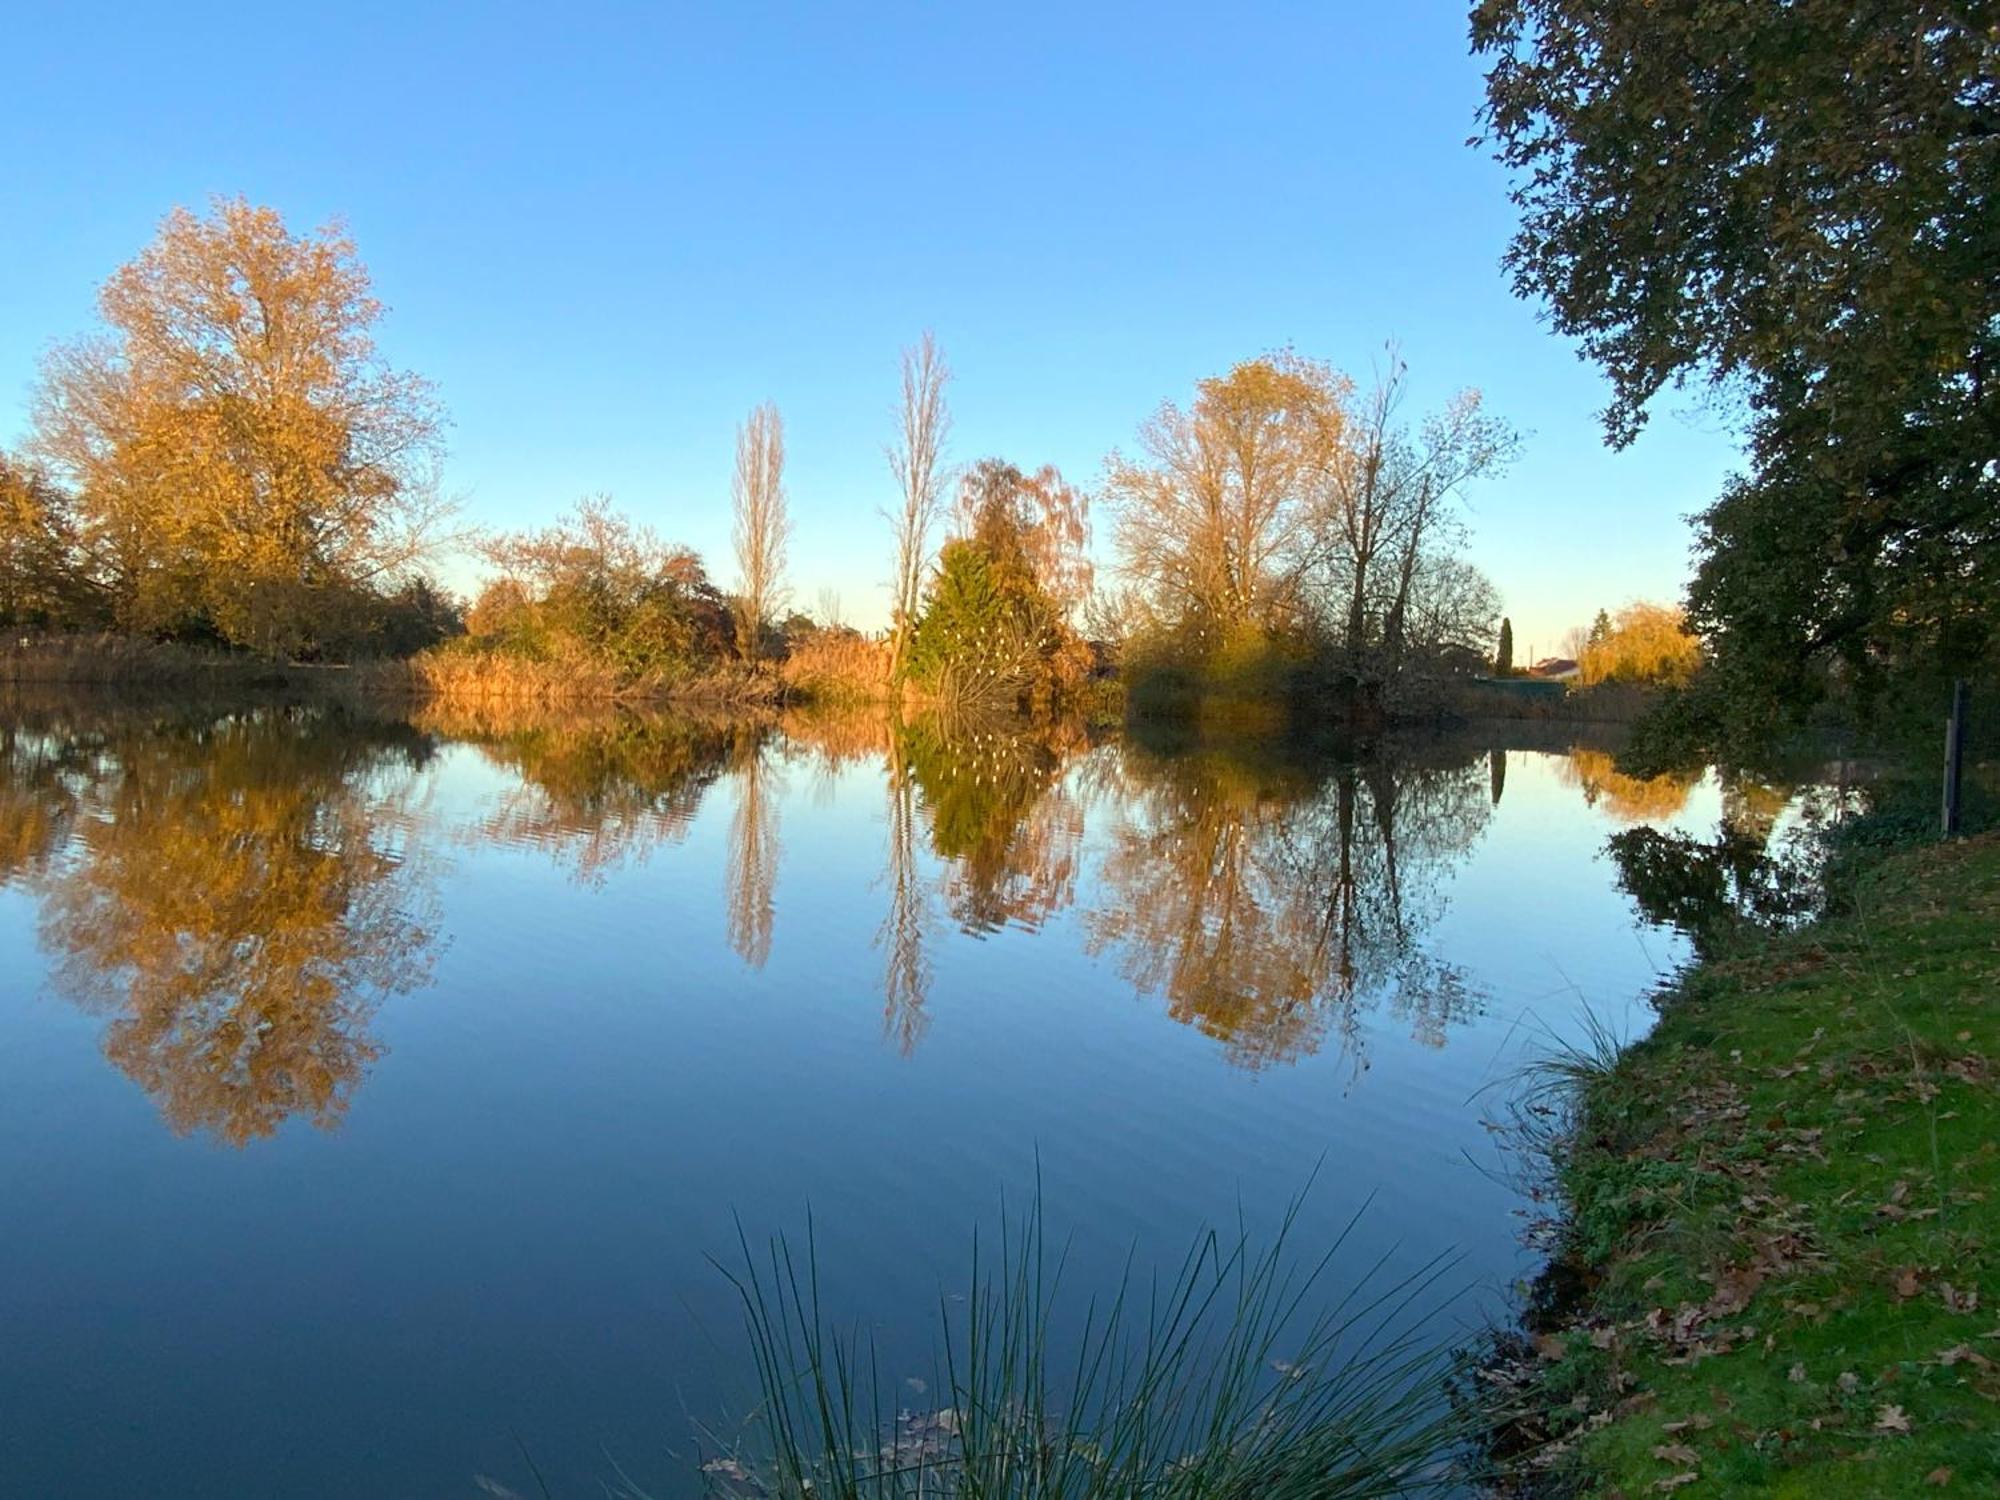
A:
[1534,833,2000,1496]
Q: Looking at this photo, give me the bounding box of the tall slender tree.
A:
[1494,617,1514,677]
[885,333,951,680]
[730,401,790,664]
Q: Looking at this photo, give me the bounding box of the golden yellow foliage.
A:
[1577,602,1702,687]
[1105,354,1346,635]
[1559,749,1700,822]
[39,713,438,1144]
[1086,750,1490,1068]
[28,198,447,654]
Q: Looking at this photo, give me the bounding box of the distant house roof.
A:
[1530,657,1580,679]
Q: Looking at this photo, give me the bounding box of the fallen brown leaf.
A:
[1661,1413,1714,1434]
[1875,1404,1912,1434]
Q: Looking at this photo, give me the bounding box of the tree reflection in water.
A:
[815,708,1497,1071]
[1085,736,1492,1070]
[1556,748,1701,823]
[903,714,1091,937]
[0,713,97,883]
[876,724,937,1054]
[26,705,441,1145]
[0,698,1542,1143]
[725,727,782,970]
[1605,768,1859,957]
[425,704,735,884]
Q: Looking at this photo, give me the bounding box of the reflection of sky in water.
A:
[0,708,1770,1497]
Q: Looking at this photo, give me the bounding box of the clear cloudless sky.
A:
[2,0,1745,656]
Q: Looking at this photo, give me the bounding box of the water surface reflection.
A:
[0,695,1826,1496]
[0,701,1831,1140]
[9,705,439,1143]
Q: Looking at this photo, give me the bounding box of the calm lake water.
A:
[0,698,1764,1496]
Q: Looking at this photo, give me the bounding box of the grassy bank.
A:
[0,632,356,690]
[1517,833,1999,1495]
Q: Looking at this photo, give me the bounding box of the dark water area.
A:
[0,698,1811,1496]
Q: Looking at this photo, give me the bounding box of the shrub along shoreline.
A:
[1507,832,1999,1495]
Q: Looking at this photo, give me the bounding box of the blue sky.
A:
[2,1,1742,655]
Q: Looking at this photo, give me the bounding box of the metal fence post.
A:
[1943,678,1968,837]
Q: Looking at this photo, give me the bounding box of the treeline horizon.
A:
[0,196,1683,719]
[6,0,1992,757]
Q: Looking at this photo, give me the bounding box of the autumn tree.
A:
[1107,351,1511,704]
[1310,355,1517,685]
[730,401,790,663]
[28,198,450,655]
[953,459,1093,618]
[1577,601,1702,688]
[1474,2,1999,727]
[885,333,952,679]
[0,453,99,627]
[1105,354,1344,643]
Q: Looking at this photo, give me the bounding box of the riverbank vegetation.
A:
[1,197,1536,722]
[1499,827,1999,1495]
[1469,7,2000,1489]
[1103,352,1518,726]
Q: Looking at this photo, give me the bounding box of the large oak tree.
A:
[1473,2,1999,725]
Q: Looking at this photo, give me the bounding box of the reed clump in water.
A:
[684,1192,1476,1499]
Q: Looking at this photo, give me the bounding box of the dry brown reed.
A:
[777,631,897,704]
[356,650,791,707]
